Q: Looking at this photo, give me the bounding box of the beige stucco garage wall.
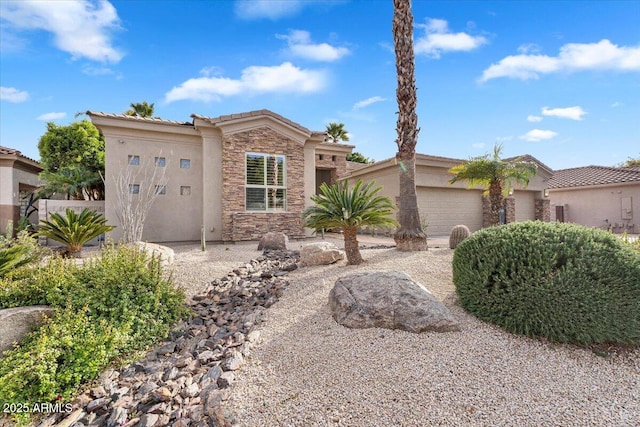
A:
[514,191,536,222]
[550,184,639,233]
[417,187,483,234]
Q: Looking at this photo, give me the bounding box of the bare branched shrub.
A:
[113,156,168,243]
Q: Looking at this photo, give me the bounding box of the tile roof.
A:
[0,146,21,156]
[0,145,41,164]
[503,154,553,174]
[86,111,193,126]
[548,165,640,189]
[192,109,323,136]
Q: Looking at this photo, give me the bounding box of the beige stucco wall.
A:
[549,183,640,233]
[1,161,42,233]
[514,191,536,222]
[98,123,204,243]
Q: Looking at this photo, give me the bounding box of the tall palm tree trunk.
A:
[343,226,363,265]
[392,0,427,251]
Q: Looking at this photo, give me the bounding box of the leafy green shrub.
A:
[0,307,125,403]
[452,221,640,345]
[37,208,114,255]
[0,244,187,416]
[0,230,46,278]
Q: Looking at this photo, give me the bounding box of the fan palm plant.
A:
[448,144,538,226]
[37,208,115,256]
[325,122,350,143]
[303,180,398,265]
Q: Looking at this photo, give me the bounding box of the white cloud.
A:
[472,142,485,149]
[480,39,640,82]
[542,106,587,121]
[527,115,543,122]
[517,43,541,54]
[353,96,386,110]
[520,129,558,142]
[277,30,349,62]
[0,86,29,103]
[165,62,326,103]
[415,18,487,58]
[611,101,623,108]
[0,0,123,63]
[37,112,66,121]
[234,0,304,20]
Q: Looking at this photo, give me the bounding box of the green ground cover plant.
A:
[452,221,640,345]
[0,244,187,424]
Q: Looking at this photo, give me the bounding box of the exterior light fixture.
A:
[544,188,549,197]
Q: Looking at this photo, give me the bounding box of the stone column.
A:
[535,199,550,222]
[504,197,516,224]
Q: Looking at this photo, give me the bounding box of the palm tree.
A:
[37,208,115,256]
[392,0,427,251]
[302,180,398,265]
[325,122,350,143]
[448,144,538,226]
[125,101,155,118]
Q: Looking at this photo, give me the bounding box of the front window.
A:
[245,153,286,211]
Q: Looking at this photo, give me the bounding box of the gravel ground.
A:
[168,237,640,427]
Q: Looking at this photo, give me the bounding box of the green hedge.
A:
[452,221,640,345]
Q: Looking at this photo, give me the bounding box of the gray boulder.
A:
[0,305,55,355]
[257,232,289,251]
[329,271,460,333]
[300,242,345,266]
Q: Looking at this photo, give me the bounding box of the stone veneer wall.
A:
[315,153,348,183]
[221,127,305,241]
[482,196,515,227]
[535,199,550,222]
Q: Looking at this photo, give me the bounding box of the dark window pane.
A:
[246,187,265,211]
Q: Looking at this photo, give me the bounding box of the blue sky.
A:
[1,0,639,170]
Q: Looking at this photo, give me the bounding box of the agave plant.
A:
[303,180,398,265]
[37,208,115,256]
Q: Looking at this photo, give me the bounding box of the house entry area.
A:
[316,169,333,194]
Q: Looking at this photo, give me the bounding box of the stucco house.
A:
[548,165,640,233]
[0,146,43,235]
[87,109,354,243]
[345,153,553,235]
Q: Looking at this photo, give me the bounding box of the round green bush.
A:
[452,221,640,345]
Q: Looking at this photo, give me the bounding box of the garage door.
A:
[514,191,536,222]
[416,187,483,236]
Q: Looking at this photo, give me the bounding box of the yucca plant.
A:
[303,180,398,265]
[37,208,115,256]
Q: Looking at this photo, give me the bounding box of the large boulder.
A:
[0,306,55,355]
[300,242,345,266]
[132,242,175,266]
[329,271,460,333]
[257,232,289,251]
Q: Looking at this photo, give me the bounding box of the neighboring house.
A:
[548,165,640,233]
[87,109,354,243]
[345,153,553,235]
[0,146,43,234]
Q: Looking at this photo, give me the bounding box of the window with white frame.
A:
[245,153,286,211]
[155,157,166,167]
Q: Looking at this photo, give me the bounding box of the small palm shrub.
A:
[0,230,45,278]
[37,208,114,255]
[303,180,398,265]
[452,221,640,345]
